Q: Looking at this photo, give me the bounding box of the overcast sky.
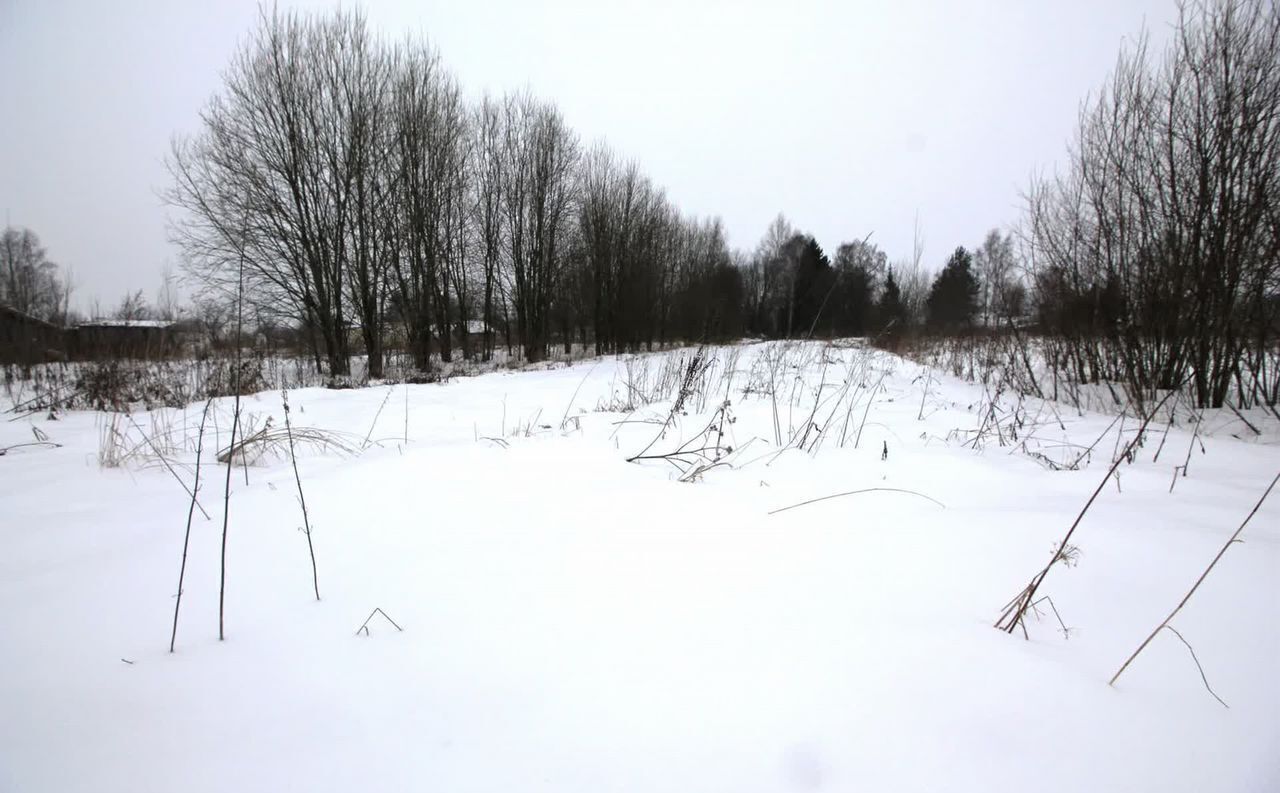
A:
[1,0,1181,313]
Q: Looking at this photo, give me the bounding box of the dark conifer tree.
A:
[878,267,906,332]
[926,246,979,330]
[791,236,833,336]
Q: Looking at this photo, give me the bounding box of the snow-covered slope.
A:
[2,341,1276,792]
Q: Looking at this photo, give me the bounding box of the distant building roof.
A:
[79,319,175,329]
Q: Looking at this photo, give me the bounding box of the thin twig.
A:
[1029,595,1071,638]
[853,371,887,449]
[560,361,599,430]
[1162,625,1229,708]
[1171,409,1205,492]
[283,389,319,601]
[362,386,395,450]
[128,413,211,520]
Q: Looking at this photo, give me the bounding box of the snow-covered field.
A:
[2,341,1277,792]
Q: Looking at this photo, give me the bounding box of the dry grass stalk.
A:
[1109,470,1279,706]
[769,487,946,516]
[995,389,1175,637]
[217,424,358,465]
[283,390,320,601]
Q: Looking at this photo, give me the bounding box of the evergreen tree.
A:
[926,246,979,330]
[878,267,907,332]
[790,236,832,336]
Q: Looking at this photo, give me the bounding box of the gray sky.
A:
[1,0,1180,313]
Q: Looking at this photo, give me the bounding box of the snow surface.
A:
[1,341,1277,792]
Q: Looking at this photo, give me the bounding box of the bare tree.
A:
[742,213,794,337]
[470,95,505,362]
[338,24,397,379]
[887,213,930,329]
[499,91,580,362]
[1,226,70,322]
[114,290,150,321]
[973,228,1017,326]
[1026,0,1280,408]
[168,8,377,378]
[154,266,183,322]
[389,39,468,371]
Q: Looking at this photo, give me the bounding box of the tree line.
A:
[17,1,1270,413]
[168,8,739,377]
[168,8,1022,379]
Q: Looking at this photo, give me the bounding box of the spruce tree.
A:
[791,236,832,336]
[878,267,907,332]
[926,246,979,330]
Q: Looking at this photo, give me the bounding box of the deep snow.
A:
[1,341,1277,792]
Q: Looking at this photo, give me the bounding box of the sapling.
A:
[219,219,247,642]
[169,398,213,652]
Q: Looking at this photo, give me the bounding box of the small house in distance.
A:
[0,304,68,365]
[73,319,176,360]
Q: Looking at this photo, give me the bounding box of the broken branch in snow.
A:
[1029,595,1072,639]
[356,608,403,636]
[626,398,736,482]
